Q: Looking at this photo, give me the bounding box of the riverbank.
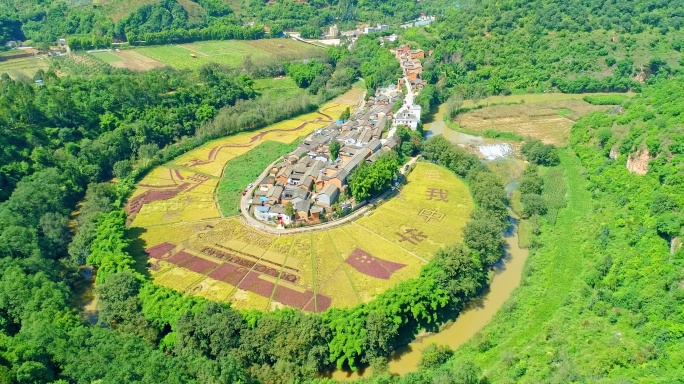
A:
[330,214,530,380]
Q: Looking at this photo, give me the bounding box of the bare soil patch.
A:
[458,100,610,146]
[110,50,165,71]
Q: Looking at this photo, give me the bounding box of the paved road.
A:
[240,156,419,235]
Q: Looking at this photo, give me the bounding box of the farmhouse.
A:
[250,90,401,225]
[317,184,340,207]
[394,105,422,130]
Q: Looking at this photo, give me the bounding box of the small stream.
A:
[423,104,484,145]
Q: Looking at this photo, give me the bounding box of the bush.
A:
[522,193,548,218]
[419,343,454,370]
[583,94,630,105]
[521,139,560,166]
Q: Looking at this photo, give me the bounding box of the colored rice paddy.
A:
[127,87,474,312]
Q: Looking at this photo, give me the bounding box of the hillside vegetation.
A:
[337,73,684,384]
[408,0,684,115]
[1,0,684,383]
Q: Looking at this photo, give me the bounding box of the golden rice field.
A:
[132,160,474,312]
[127,88,361,228]
[127,84,474,312]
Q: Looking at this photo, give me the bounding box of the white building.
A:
[394,104,422,130]
[328,25,340,38]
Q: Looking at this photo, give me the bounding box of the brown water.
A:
[330,106,529,380]
[423,104,484,146]
[331,219,529,380]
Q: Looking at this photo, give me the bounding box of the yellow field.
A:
[129,87,475,312]
[458,100,612,146]
[128,87,363,228]
[135,161,474,312]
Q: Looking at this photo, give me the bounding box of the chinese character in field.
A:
[426,188,449,202]
[396,228,428,244]
[419,208,445,222]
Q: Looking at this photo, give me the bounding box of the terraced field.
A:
[0,56,50,79]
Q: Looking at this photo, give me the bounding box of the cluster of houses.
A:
[250,89,403,226]
[391,45,428,130]
[394,45,426,83]
[338,23,390,41]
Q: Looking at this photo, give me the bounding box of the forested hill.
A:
[408,0,684,115]
[0,0,448,46]
[451,74,684,383]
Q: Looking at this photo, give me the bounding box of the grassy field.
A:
[135,39,319,70]
[0,56,50,79]
[460,92,635,109]
[216,140,300,216]
[91,50,165,71]
[137,163,474,312]
[92,52,122,63]
[254,77,300,98]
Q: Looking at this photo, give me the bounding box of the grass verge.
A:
[451,148,592,380]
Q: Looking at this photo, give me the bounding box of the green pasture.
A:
[135,39,316,70]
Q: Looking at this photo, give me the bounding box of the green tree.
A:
[285,201,295,217]
[339,106,351,121]
[329,140,341,160]
[418,343,454,370]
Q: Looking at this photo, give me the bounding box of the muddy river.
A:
[330,108,530,379]
[330,217,528,379]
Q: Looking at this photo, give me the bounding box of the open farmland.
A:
[135,39,320,70]
[92,50,165,71]
[0,56,50,79]
[127,87,363,228]
[131,159,474,311]
[457,99,617,146]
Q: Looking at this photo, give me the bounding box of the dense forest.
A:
[402,0,684,116]
[0,0,448,47]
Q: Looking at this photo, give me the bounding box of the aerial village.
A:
[248,45,427,227]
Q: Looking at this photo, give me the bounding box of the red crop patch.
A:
[345,248,406,280]
[145,242,176,259]
[208,263,250,286]
[183,256,218,274]
[167,250,194,265]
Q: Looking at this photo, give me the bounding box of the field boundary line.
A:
[223,231,273,300]
[309,234,318,311]
[165,163,219,179]
[326,231,362,303]
[177,44,209,56]
[265,237,292,311]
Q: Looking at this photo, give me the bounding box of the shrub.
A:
[521,139,560,166]
[583,94,630,105]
